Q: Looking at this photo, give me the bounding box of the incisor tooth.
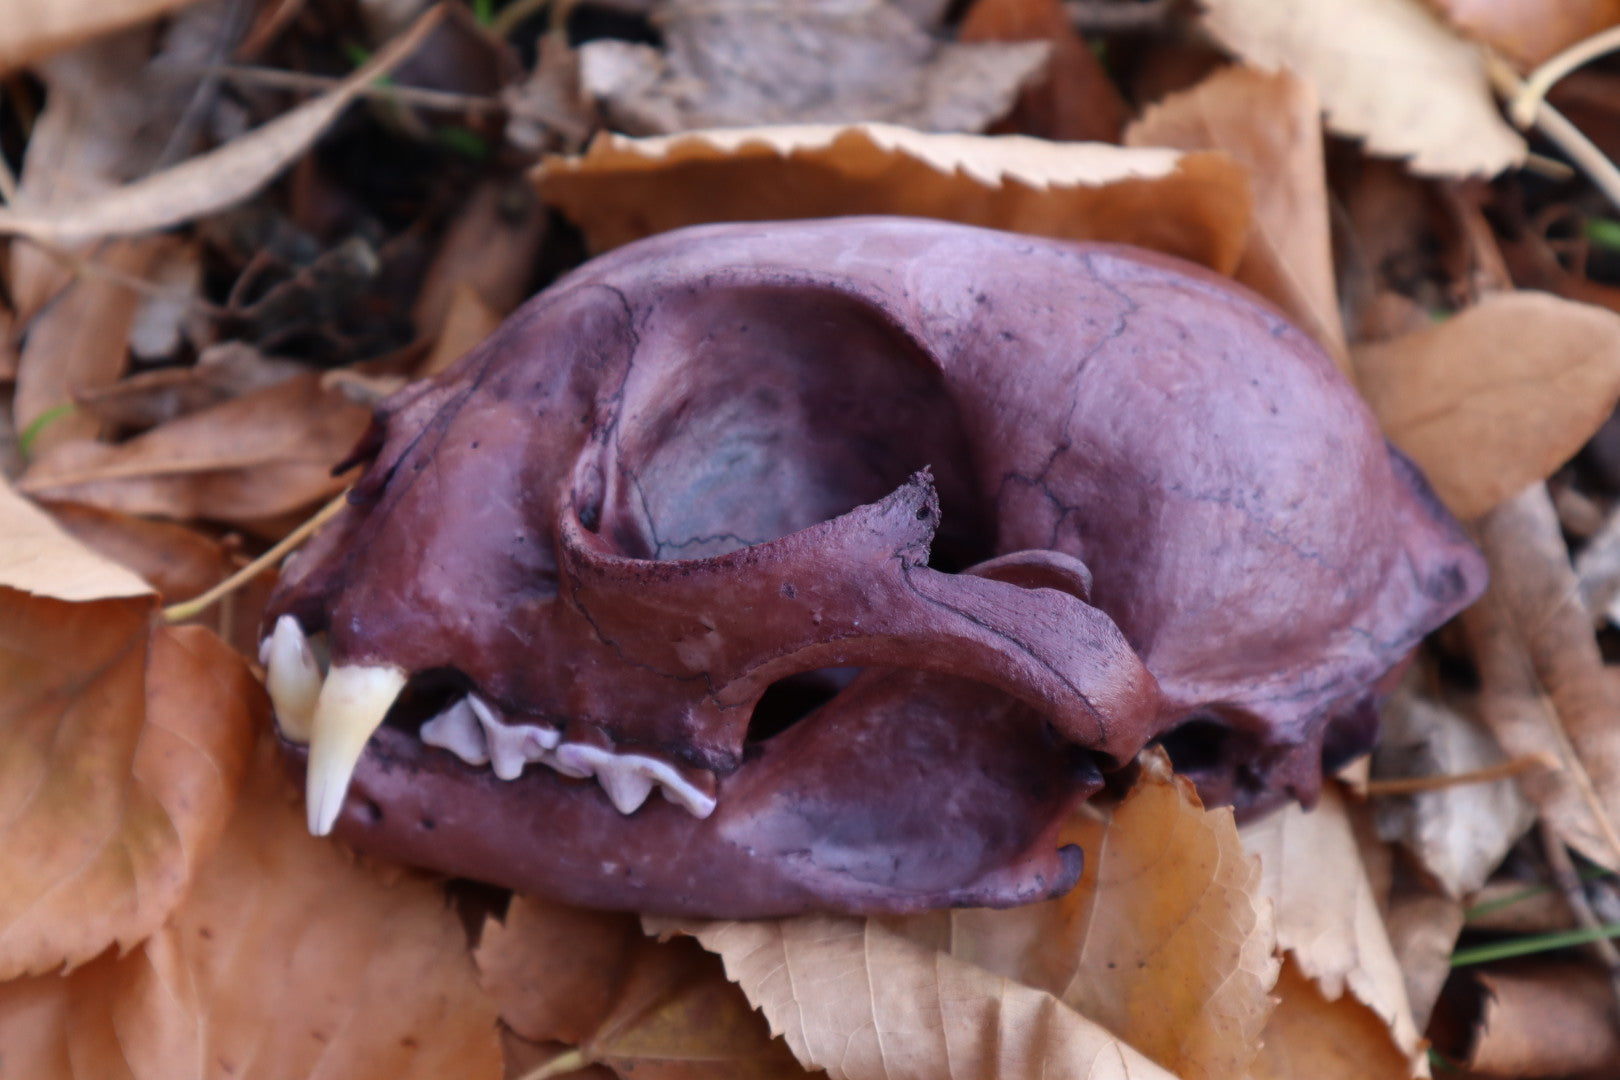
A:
[305,663,407,836]
[264,615,323,743]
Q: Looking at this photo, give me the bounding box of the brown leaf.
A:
[38,499,235,603]
[577,0,1048,135]
[1382,888,1464,1032]
[1126,64,1347,370]
[479,897,806,1079]
[889,753,1276,1080]
[1353,291,1620,519]
[0,512,260,977]
[1371,686,1537,896]
[537,124,1253,273]
[658,914,1181,1080]
[1200,0,1524,177]
[958,0,1127,143]
[19,372,371,527]
[411,179,550,343]
[0,0,198,84]
[1464,483,1620,870]
[419,284,503,377]
[1250,960,1422,1080]
[1466,964,1620,1076]
[71,342,306,433]
[0,737,503,1078]
[1240,785,1426,1069]
[0,475,150,601]
[1434,0,1620,69]
[13,238,171,455]
[0,8,447,247]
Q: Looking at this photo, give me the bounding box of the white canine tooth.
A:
[305,663,407,836]
[420,698,489,766]
[264,615,323,743]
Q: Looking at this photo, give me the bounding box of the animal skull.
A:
[262,217,1485,916]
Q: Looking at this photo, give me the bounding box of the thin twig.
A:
[169,63,506,115]
[1065,0,1172,33]
[1541,821,1620,1020]
[153,0,254,170]
[162,490,350,623]
[1488,51,1620,215]
[1508,24,1620,129]
[1364,751,1559,796]
[513,1048,589,1080]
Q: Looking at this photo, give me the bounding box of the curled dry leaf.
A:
[0,737,503,1079]
[0,0,200,115]
[658,914,1180,1080]
[1353,291,1620,520]
[888,752,1276,1080]
[1126,64,1347,371]
[1371,687,1537,897]
[0,480,258,978]
[482,901,806,1080]
[535,123,1252,272]
[1200,0,1524,178]
[1464,483,1620,871]
[1465,964,1620,1076]
[1240,784,1426,1070]
[0,7,446,248]
[18,372,371,527]
[578,0,1047,135]
[1432,0,1620,70]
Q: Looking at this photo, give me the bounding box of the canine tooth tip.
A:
[304,663,407,836]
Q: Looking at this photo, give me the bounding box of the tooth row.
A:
[261,615,718,837]
[420,696,717,819]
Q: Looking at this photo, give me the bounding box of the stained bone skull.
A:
[262,217,1485,916]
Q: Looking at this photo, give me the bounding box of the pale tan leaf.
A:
[39,500,235,603]
[1200,0,1524,177]
[419,283,504,377]
[1383,890,1464,1032]
[0,600,260,977]
[0,737,503,1078]
[661,915,1180,1080]
[1435,0,1620,69]
[0,8,446,247]
[1126,64,1347,370]
[1464,484,1620,870]
[890,753,1275,1080]
[1250,960,1424,1080]
[1371,687,1537,896]
[1353,291,1620,519]
[536,123,1253,273]
[0,0,199,76]
[18,372,371,526]
[411,179,549,343]
[1240,785,1425,1070]
[0,476,149,601]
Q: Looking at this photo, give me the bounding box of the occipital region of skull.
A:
[261,216,1486,917]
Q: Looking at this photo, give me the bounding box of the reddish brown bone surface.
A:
[266,217,1485,916]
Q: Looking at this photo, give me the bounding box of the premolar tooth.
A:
[420,698,489,767]
[264,615,323,743]
[306,663,407,836]
[641,760,718,820]
[552,744,716,818]
[469,696,560,780]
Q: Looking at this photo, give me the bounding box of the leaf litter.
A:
[10,0,1620,1076]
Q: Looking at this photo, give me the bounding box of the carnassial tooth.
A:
[420,698,489,766]
[468,696,560,780]
[305,663,407,836]
[264,615,323,743]
[554,744,653,814]
[641,760,718,820]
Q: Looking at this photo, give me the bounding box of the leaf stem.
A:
[1363,751,1557,796]
[161,490,350,624]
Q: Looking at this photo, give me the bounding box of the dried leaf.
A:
[19,372,371,526]
[13,237,173,454]
[1250,960,1423,1080]
[0,522,260,977]
[479,898,807,1079]
[1241,785,1426,1070]
[0,476,150,601]
[1464,484,1620,870]
[0,737,503,1078]
[659,915,1180,1080]
[578,0,1047,135]
[1434,0,1620,69]
[1126,64,1347,369]
[39,500,235,602]
[1353,291,1620,519]
[70,342,307,433]
[1200,0,1524,177]
[1383,889,1464,1032]
[889,753,1275,1080]
[419,283,502,377]
[958,0,1127,143]
[537,123,1252,272]
[0,8,446,247]
[1371,688,1537,896]
[0,0,198,93]
[1467,964,1620,1076]
[411,180,549,342]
